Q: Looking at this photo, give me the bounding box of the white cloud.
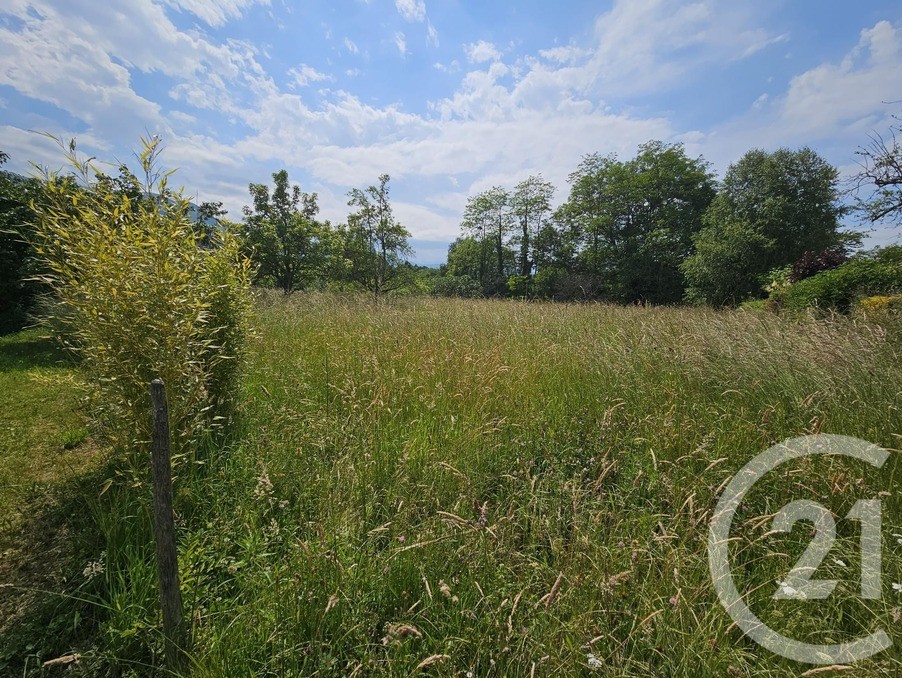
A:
[781,21,901,135]
[705,20,902,170]
[162,0,269,26]
[433,60,460,73]
[0,125,111,170]
[427,20,439,47]
[169,110,198,124]
[739,32,790,59]
[584,0,788,96]
[4,0,897,254]
[539,45,588,64]
[393,200,458,240]
[0,3,164,133]
[464,40,501,64]
[395,0,426,23]
[288,64,331,88]
[395,32,407,56]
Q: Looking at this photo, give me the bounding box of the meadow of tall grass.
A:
[3,293,901,676]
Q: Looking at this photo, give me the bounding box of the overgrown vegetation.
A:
[0,106,900,677]
[2,294,901,675]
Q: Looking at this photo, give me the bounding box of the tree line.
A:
[445,143,864,305]
[230,122,899,307]
[1,110,901,331]
[206,170,416,300]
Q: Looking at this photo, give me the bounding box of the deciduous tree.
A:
[241,170,332,295]
[345,174,412,299]
[683,147,848,305]
[0,150,43,331]
[511,175,554,279]
[460,186,515,294]
[555,142,715,303]
[853,111,902,227]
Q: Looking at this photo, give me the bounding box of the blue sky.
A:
[2,1,901,265]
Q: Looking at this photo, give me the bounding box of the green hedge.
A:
[776,246,902,312]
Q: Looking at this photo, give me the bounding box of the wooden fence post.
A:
[150,379,188,673]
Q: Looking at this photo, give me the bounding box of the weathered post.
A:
[150,379,187,673]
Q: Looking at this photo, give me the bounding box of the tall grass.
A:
[10,294,902,675]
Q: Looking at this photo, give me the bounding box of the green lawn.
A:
[2,297,901,676]
[0,329,102,671]
[0,329,94,519]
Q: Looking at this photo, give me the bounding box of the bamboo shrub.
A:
[29,136,252,455]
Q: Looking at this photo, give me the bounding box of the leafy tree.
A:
[461,186,516,294]
[511,175,554,279]
[194,200,228,246]
[684,147,848,305]
[430,274,482,298]
[554,153,616,282]
[241,170,332,294]
[853,111,902,226]
[197,200,227,224]
[0,151,44,332]
[555,141,715,303]
[345,174,412,299]
[681,222,775,306]
[445,236,484,280]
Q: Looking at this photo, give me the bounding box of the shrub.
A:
[30,137,252,455]
[776,246,902,313]
[854,294,902,320]
[789,247,847,283]
[429,274,482,298]
[506,274,530,297]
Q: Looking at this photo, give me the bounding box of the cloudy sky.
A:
[2,0,901,264]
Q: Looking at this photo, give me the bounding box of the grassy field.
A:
[0,330,101,672]
[2,295,901,676]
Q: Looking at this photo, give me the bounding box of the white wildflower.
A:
[892,583,902,594]
[587,653,603,669]
[82,551,106,580]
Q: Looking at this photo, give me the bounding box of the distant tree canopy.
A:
[555,141,716,304]
[4,125,889,315]
[683,147,849,306]
[238,171,412,298]
[460,185,517,295]
[445,142,716,303]
[241,169,335,295]
[434,142,868,306]
[343,174,412,299]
